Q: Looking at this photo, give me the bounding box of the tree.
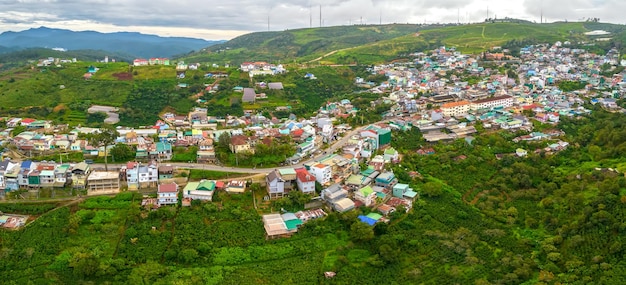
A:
[89,127,119,171]
[350,221,374,242]
[110,143,135,162]
[422,181,443,198]
[218,132,231,150]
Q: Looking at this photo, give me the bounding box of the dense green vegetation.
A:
[214,133,296,168]
[1,107,625,284]
[202,65,356,118]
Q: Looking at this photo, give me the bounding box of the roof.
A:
[472,95,513,104]
[263,213,288,236]
[266,170,281,182]
[284,219,303,231]
[21,160,32,169]
[197,180,216,191]
[73,162,89,172]
[377,204,394,213]
[230,135,248,146]
[278,168,296,176]
[441,100,470,108]
[366,212,383,221]
[358,215,377,226]
[158,183,178,193]
[156,142,172,152]
[359,186,374,197]
[281,213,298,221]
[268,82,284,90]
[295,168,316,182]
[242,88,256,102]
[183,182,200,192]
[87,171,119,180]
[334,198,355,212]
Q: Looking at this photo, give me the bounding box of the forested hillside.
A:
[0,106,624,284]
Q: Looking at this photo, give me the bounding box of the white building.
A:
[183,180,216,201]
[354,185,377,207]
[295,168,316,194]
[157,182,178,205]
[310,163,332,185]
[470,95,514,111]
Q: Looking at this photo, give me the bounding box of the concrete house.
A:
[295,168,316,194]
[18,161,36,189]
[310,163,332,186]
[156,142,173,161]
[266,170,287,199]
[354,185,377,207]
[229,135,253,154]
[157,182,178,205]
[183,180,216,201]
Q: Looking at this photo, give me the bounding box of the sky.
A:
[0,0,622,40]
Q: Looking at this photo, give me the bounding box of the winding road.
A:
[93,122,382,174]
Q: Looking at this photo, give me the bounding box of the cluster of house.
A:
[0,159,97,196]
[262,152,417,235]
[343,42,626,151]
[239,61,286,77]
[240,81,285,103]
[36,57,76,67]
[133,58,171,66]
[142,178,247,209]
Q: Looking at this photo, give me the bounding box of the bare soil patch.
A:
[113,72,133,80]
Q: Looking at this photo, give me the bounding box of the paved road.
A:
[92,123,379,174]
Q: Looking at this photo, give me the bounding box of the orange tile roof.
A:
[441,100,470,108]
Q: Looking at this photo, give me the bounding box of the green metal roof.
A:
[184,182,200,192]
[284,219,303,231]
[360,186,374,197]
[366,213,383,221]
[197,180,215,191]
[156,142,172,152]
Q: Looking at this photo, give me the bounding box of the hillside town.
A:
[1,41,623,235]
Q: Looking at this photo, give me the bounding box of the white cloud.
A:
[0,0,623,40]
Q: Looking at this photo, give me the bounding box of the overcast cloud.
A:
[0,0,623,40]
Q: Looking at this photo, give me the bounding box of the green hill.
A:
[0,62,202,126]
[183,22,626,65]
[0,48,134,71]
[182,24,424,64]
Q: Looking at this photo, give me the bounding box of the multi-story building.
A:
[87,171,120,195]
[295,168,316,194]
[441,100,470,117]
[157,182,178,205]
[470,95,514,111]
[310,163,332,186]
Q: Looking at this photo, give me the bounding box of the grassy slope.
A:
[325,22,593,64]
[182,24,422,64]
[184,22,626,66]
[0,62,131,108]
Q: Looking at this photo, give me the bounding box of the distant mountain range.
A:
[0,27,225,59]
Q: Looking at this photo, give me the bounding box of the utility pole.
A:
[319,5,322,27]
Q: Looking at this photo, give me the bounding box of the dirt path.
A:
[21,197,84,228]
